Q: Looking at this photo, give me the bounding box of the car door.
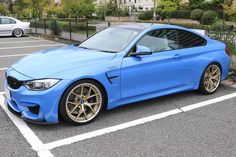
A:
[121,28,204,100]
[0,18,16,35]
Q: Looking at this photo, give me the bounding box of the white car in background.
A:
[0,16,31,37]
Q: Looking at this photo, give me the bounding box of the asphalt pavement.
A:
[0,36,236,157]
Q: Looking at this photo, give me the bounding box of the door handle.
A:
[173,54,181,59]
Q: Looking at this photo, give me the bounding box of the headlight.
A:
[24,79,60,91]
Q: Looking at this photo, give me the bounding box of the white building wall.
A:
[120,0,154,11]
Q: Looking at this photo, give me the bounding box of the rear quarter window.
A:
[178,30,207,48]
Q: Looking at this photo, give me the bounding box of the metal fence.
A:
[20,18,236,70]
[208,30,236,70]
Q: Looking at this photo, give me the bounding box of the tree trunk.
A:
[75,15,78,25]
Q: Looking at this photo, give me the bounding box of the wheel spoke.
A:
[68,101,78,106]
[86,86,92,97]
[70,105,79,114]
[86,93,99,100]
[89,102,101,106]
[83,110,88,120]
[85,103,96,114]
[80,85,84,96]
[71,92,81,98]
[76,109,83,119]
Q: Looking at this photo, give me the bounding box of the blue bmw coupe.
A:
[4,24,230,124]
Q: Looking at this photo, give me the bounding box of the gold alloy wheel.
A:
[203,64,221,93]
[65,83,102,123]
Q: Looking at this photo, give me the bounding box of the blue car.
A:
[4,24,230,124]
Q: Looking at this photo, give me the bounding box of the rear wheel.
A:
[199,63,221,94]
[59,80,106,125]
[13,28,23,37]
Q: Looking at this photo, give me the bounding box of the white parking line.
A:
[0,40,44,44]
[0,44,65,50]
[42,92,236,151]
[0,95,54,157]
[0,67,7,71]
[0,54,29,58]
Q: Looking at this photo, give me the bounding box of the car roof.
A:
[114,23,206,38]
[114,23,183,31]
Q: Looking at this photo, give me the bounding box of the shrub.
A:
[49,19,62,36]
[201,11,219,25]
[190,9,204,22]
[138,11,153,20]
[171,10,191,19]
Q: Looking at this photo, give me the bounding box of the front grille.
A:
[7,76,23,89]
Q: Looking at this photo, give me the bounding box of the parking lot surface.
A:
[0,36,236,157]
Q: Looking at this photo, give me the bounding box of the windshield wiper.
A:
[80,46,117,53]
[99,50,117,53]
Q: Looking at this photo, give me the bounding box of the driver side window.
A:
[137,29,179,53]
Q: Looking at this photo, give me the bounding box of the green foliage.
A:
[31,0,53,19]
[208,18,236,55]
[170,10,191,19]
[49,19,62,36]
[62,0,95,18]
[45,5,64,18]
[138,11,153,20]
[201,11,219,25]
[157,0,177,22]
[0,3,8,15]
[189,0,224,10]
[190,9,204,22]
[223,2,236,21]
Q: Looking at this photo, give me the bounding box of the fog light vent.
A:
[28,106,40,114]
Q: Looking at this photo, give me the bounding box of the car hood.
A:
[12,45,116,79]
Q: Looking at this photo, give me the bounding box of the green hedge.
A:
[138,11,153,20]
[171,10,191,19]
[201,11,219,25]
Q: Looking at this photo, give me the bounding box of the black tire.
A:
[13,28,23,37]
[198,63,221,94]
[59,79,106,125]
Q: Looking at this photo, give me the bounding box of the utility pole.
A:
[153,0,156,21]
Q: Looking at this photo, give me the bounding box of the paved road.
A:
[0,36,236,157]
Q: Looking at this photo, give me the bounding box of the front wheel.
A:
[59,80,106,125]
[199,63,221,94]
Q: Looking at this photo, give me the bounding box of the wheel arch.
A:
[203,61,222,75]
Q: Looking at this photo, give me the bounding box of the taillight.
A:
[225,47,230,56]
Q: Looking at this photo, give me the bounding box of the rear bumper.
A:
[23,28,32,34]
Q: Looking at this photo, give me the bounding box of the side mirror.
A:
[130,45,152,56]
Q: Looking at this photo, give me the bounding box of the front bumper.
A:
[4,68,70,123]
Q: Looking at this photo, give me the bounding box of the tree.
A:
[157,0,177,23]
[31,0,53,20]
[62,0,95,23]
[189,0,204,9]
[45,4,63,18]
[13,0,31,17]
[222,0,236,21]
[0,3,8,15]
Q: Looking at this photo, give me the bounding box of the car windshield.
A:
[79,27,141,53]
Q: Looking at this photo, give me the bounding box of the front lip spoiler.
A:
[7,103,56,125]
